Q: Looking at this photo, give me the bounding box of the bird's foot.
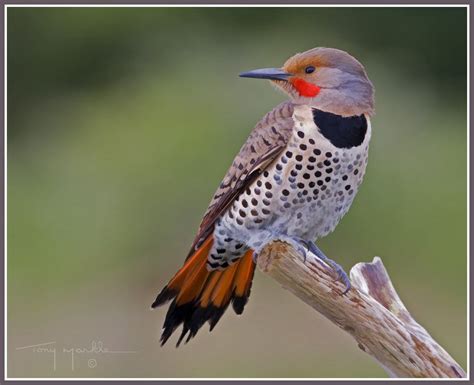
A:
[272,234,308,262]
[251,234,308,263]
[256,234,351,294]
[304,241,351,295]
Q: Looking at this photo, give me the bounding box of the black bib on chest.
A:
[312,108,367,149]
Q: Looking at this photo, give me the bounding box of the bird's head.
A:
[240,47,374,117]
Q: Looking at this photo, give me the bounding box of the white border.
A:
[2,3,471,6]
[3,3,470,382]
[467,4,471,382]
[3,2,6,383]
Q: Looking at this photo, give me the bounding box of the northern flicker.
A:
[152,47,375,346]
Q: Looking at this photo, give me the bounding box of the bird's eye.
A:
[305,66,315,74]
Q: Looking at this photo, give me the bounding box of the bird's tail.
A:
[151,235,255,346]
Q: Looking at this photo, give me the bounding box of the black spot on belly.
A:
[312,108,367,149]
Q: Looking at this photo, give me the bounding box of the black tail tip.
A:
[232,296,248,315]
[151,286,176,309]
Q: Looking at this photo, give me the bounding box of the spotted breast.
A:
[209,103,371,269]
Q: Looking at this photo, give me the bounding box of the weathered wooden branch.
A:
[257,241,466,378]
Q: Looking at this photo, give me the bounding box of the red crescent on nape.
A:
[290,77,321,97]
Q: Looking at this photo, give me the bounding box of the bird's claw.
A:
[333,263,351,295]
[272,235,350,294]
[305,240,351,295]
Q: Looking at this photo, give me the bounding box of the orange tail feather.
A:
[152,236,256,346]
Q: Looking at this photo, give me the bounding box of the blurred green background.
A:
[7,6,467,378]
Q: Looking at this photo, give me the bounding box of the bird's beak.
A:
[239,68,292,81]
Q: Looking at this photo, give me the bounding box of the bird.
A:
[152,47,375,347]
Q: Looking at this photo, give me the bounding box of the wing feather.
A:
[187,101,295,258]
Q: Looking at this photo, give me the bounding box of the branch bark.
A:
[257,241,466,378]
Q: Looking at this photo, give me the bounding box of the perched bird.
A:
[152,47,375,346]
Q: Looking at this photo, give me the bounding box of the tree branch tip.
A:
[255,240,465,378]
